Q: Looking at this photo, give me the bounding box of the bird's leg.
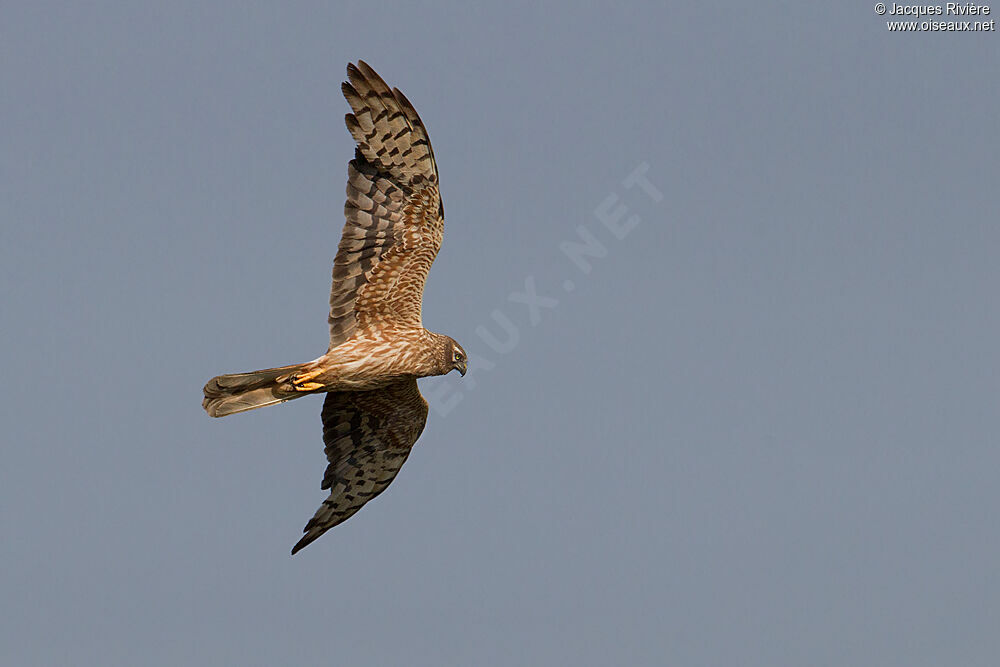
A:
[290,368,325,392]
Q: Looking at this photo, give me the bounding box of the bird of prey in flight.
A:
[203,61,466,554]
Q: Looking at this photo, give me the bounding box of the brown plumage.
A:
[202,61,467,554]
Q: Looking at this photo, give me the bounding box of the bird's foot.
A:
[291,369,325,392]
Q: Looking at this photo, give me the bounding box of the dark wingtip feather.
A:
[356,60,379,80]
[291,533,316,555]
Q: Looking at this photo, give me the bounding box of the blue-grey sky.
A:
[2,3,998,665]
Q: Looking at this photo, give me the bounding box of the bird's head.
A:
[440,336,467,377]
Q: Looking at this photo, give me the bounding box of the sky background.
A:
[2,2,998,665]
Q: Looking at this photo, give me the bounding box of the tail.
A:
[202,363,309,418]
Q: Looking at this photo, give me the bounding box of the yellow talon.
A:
[295,382,325,391]
[291,369,324,391]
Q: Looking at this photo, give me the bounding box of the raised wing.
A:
[291,378,429,554]
[328,61,444,349]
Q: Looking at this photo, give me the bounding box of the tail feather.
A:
[202,363,309,418]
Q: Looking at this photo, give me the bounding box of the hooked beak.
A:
[455,359,467,377]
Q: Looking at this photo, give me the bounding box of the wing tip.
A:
[290,534,314,555]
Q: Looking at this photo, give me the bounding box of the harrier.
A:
[203,61,466,554]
